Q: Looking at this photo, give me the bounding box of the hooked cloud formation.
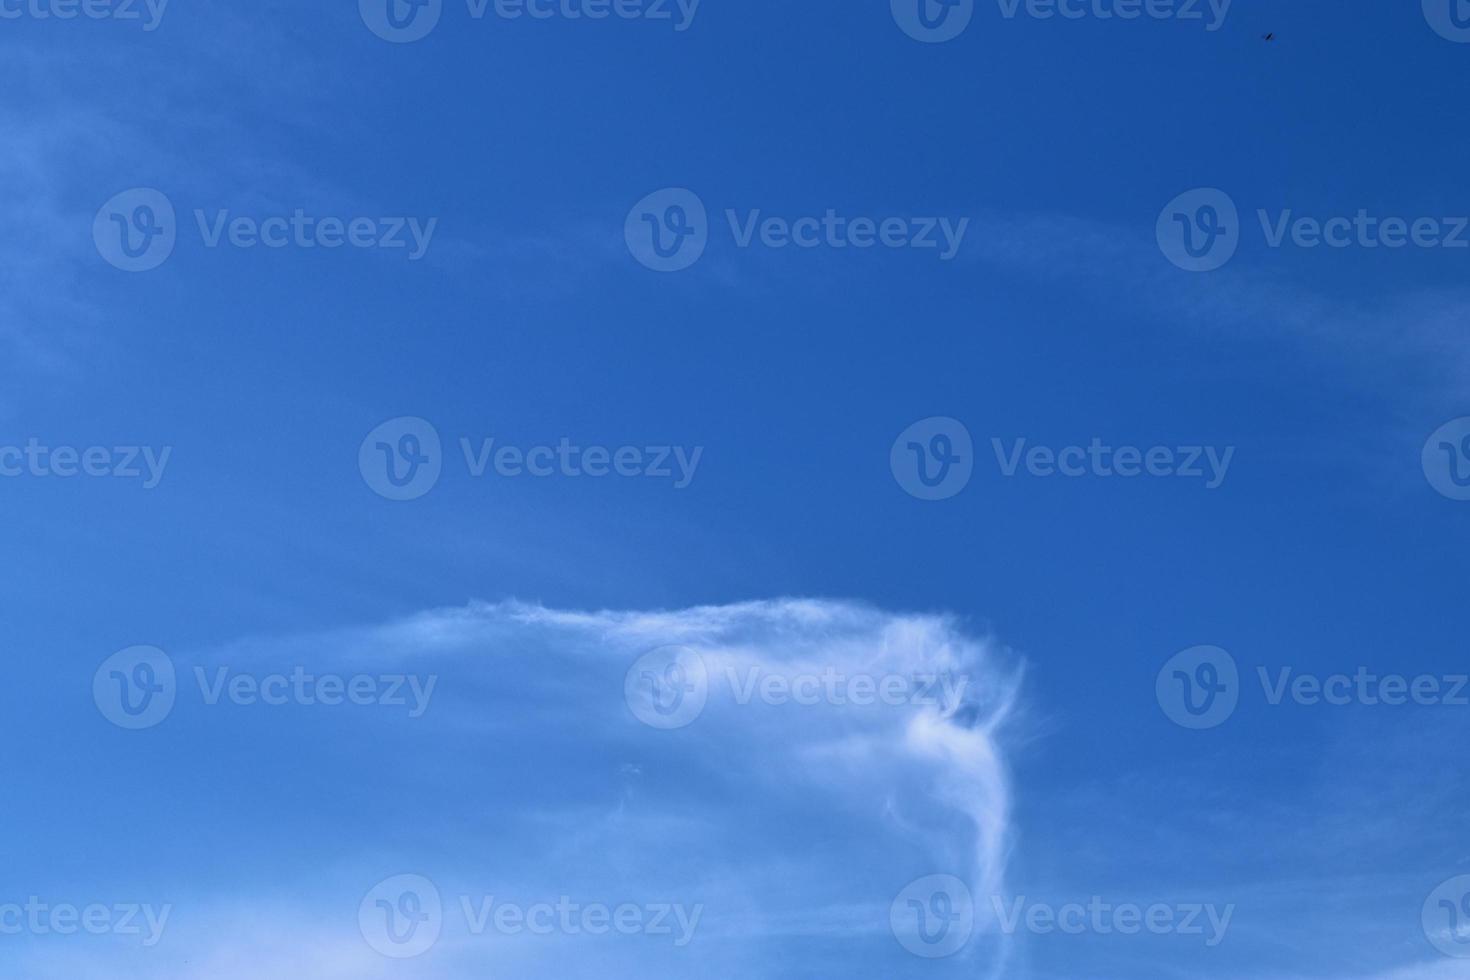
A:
[18,598,1024,980]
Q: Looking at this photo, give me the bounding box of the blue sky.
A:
[3,1,1470,977]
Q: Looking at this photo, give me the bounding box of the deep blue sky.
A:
[3,2,1470,978]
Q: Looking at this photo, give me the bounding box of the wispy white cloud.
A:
[7,598,1024,979]
[964,208,1470,406]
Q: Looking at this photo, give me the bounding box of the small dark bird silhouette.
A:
[1261,32,1275,41]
